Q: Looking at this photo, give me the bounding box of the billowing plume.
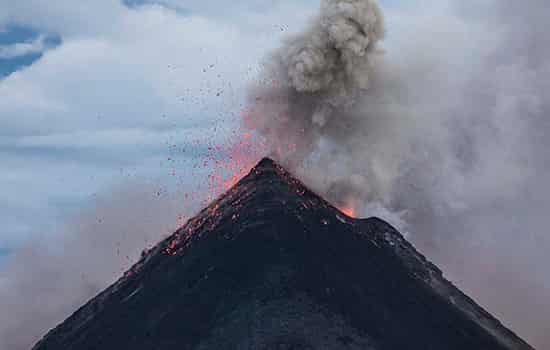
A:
[246,0,385,208]
[283,0,384,97]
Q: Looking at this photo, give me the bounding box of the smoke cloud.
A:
[246,0,384,178]
[246,0,550,348]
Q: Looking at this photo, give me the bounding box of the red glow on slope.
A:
[340,206,356,218]
[206,130,266,198]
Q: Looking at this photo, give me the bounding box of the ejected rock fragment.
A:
[33,158,534,350]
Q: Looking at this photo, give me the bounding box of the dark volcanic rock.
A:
[33,158,534,350]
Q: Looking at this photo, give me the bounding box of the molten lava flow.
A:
[340,206,356,218]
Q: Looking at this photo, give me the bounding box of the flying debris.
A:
[32,159,533,350]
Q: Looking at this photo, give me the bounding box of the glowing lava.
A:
[340,206,356,218]
[206,130,266,199]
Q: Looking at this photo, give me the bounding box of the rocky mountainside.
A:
[33,158,534,350]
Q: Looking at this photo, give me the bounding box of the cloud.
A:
[0,25,62,77]
[0,4,314,137]
[0,0,315,248]
[0,1,274,247]
[0,34,48,59]
[0,0,126,38]
[11,127,222,150]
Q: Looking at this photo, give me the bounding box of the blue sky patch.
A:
[0,24,38,45]
[0,24,61,78]
[0,247,9,257]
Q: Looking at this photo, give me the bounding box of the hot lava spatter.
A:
[201,130,358,218]
[31,158,534,350]
[340,206,356,218]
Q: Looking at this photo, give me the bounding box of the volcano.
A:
[32,158,533,350]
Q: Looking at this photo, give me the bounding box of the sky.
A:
[0,2,326,346]
[0,0,399,251]
[0,1,548,349]
[2,0,397,250]
[0,0,320,250]
[0,3,331,345]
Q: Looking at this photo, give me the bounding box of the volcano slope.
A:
[32,158,533,350]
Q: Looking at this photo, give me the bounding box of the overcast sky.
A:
[0,0,330,250]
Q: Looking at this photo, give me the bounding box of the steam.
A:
[247,0,550,348]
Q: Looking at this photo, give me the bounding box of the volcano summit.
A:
[32,158,533,350]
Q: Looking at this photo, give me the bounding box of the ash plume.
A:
[246,0,413,212]
[246,0,550,348]
[246,0,384,196]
